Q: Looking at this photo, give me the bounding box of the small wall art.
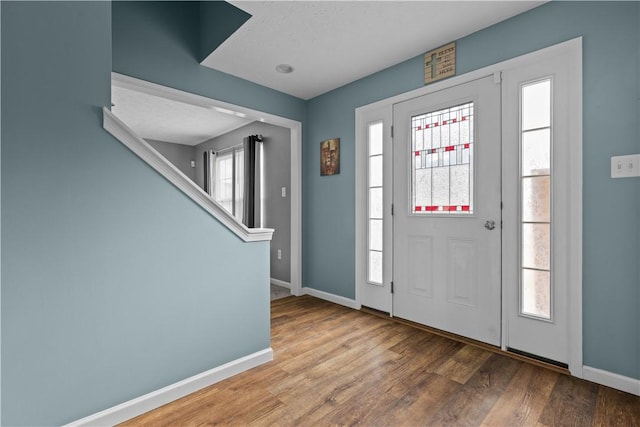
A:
[320,138,340,176]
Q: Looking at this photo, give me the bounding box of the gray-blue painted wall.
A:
[304,1,640,380]
[1,1,283,425]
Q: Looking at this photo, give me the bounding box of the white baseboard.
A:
[302,286,361,310]
[583,365,640,396]
[65,348,273,426]
[270,278,291,289]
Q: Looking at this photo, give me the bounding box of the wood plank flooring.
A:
[121,295,640,426]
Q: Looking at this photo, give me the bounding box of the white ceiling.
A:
[202,1,546,100]
[111,85,253,145]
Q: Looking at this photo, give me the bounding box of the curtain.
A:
[203,150,210,194]
[203,150,216,196]
[242,135,260,227]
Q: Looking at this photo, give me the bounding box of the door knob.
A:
[484,220,496,230]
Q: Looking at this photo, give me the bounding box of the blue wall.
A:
[304,1,640,380]
[1,1,276,425]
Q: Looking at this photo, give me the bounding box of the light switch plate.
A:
[281,187,287,197]
[611,154,640,178]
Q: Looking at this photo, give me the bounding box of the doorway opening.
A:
[110,73,303,296]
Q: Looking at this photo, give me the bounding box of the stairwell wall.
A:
[0,1,301,425]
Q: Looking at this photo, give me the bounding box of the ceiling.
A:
[111,85,253,146]
[202,1,546,100]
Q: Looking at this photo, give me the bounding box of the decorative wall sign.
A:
[320,138,340,176]
[424,42,456,85]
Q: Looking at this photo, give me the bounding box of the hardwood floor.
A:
[121,296,640,426]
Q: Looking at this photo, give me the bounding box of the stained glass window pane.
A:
[522,80,551,131]
[414,128,425,152]
[522,176,550,222]
[450,117,460,144]
[369,155,383,187]
[431,167,449,207]
[411,102,473,214]
[522,129,550,176]
[522,269,551,318]
[432,125,441,149]
[369,122,383,155]
[441,121,450,147]
[415,169,431,207]
[460,116,470,144]
[369,219,383,251]
[450,164,470,206]
[369,250,383,284]
[424,126,433,150]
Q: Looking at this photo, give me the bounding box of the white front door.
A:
[392,75,502,346]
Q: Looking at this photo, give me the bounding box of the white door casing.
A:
[393,75,502,346]
[355,38,582,374]
[356,106,393,313]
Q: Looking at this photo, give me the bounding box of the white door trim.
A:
[355,105,393,313]
[501,40,582,372]
[111,73,303,296]
[355,37,582,376]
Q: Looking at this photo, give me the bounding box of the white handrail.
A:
[103,107,273,243]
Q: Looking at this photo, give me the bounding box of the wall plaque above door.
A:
[424,42,456,85]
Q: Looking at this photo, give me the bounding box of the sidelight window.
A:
[520,79,552,320]
[367,121,384,285]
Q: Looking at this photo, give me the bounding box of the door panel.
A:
[446,238,477,307]
[393,75,501,346]
[408,236,434,298]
